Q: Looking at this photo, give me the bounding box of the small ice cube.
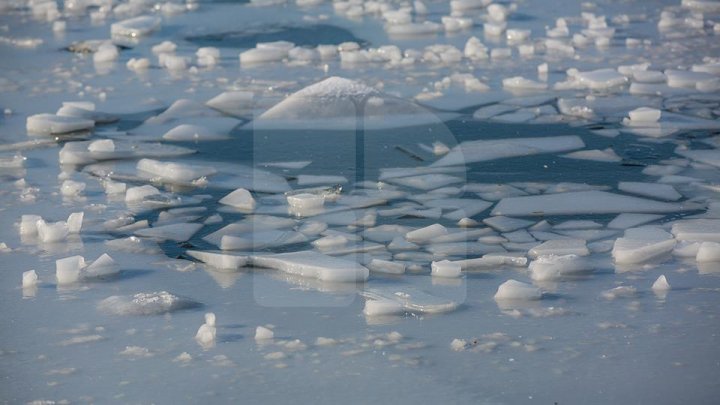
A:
[363,299,404,316]
[22,270,38,288]
[628,107,661,122]
[697,242,720,262]
[37,219,69,243]
[494,279,541,301]
[125,185,160,202]
[66,212,83,234]
[255,326,274,340]
[651,275,671,291]
[56,255,85,285]
[431,260,461,278]
[61,180,85,196]
[219,188,256,211]
[195,313,217,348]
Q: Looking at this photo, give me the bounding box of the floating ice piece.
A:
[362,286,458,314]
[206,91,254,116]
[220,230,307,250]
[60,180,85,196]
[433,136,584,167]
[529,239,588,258]
[286,193,324,216]
[26,114,94,135]
[672,220,720,242]
[368,259,405,275]
[37,219,69,243]
[56,255,85,285]
[387,174,463,191]
[98,291,197,315]
[431,260,461,278]
[255,326,274,340]
[405,224,448,243]
[22,270,38,288]
[601,286,636,300]
[492,191,693,216]
[252,251,369,282]
[125,185,160,202]
[253,77,443,130]
[219,188,256,211]
[618,182,682,201]
[562,148,621,162]
[529,255,592,281]
[697,242,720,262]
[135,223,203,242]
[494,280,541,301]
[608,213,663,229]
[163,124,230,141]
[575,68,627,90]
[93,43,118,63]
[59,140,194,165]
[665,69,715,88]
[152,40,176,54]
[554,220,603,230]
[240,47,287,65]
[652,275,671,291]
[186,250,248,270]
[105,236,162,255]
[628,107,661,122]
[502,77,547,91]
[84,253,117,278]
[612,227,676,264]
[676,149,720,169]
[127,57,150,71]
[111,16,161,39]
[137,159,216,184]
[195,313,216,348]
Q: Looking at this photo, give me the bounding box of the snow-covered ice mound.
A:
[251,77,446,130]
[98,291,199,315]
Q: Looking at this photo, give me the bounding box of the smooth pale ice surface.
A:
[2,0,720,403]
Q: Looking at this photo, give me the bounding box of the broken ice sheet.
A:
[432,136,585,167]
[252,251,370,282]
[362,285,458,315]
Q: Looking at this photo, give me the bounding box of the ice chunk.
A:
[286,193,324,216]
[93,43,118,63]
[37,219,69,243]
[502,77,547,91]
[255,326,274,340]
[98,291,197,315]
[84,253,117,278]
[529,255,592,281]
[186,250,248,270]
[433,136,584,167]
[253,77,442,130]
[612,227,676,264]
[608,213,663,229]
[492,191,693,216]
[206,91,254,116]
[362,286,458,314]
[219,188,256,211]
[125,185,160,202]
[240,47,287,65]
[697,242,720,262]
[22,270,38,288]
[111,16,161,39]
[26,114,94,134]
[60,180,85,196]
[602,286,637,299]
[56,255,85,285]
[137,159,216,184]
[618,182,682,201]
[163,124,230,141]
[135,223,203,242]
[368,259,406,275]
[252,251,369,282]
[652,275,671,291]
[494,280,542,301]
[19,214,42,236]
[195,313,216,349]
[220,230,307,250]
[628,107,661,122]
[405,224,448,243]
[529,239,589,258]
[431,260,461,278]
[575,68,627,90]
[672,220,720,242]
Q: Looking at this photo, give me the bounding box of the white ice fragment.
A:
[19,215,42,236]
[219,188,256,211]
[152,40,177,55]
[492,191,692,216]
[126,57,150,71]
[87,139,115,153]
[60,180,85,196]
[368,259,406,275]
[98,291,196,315]
[608,213,663,229]
[450,338,468,351]
[697,242,720,262]
[502,76,547,91]
[405,224,448,243]
[206,91,254,116]
[26,114,93,135]
[431,260,462,278]
[93,43,119,63]
[195,313,217,348]
[672,220,720,242]
[628,107,661,122]
[363,299,404,316]
[252,251,369,282]
[618,182,682,201]
[56,255,85,285]
[464,36,488,60]
[84,253,117,278]
[37,219,69,243]
[111,16,161,38]
[494,280,542,301]
[255,326,274,340]
[286,193,324,216]
[652,275,671,291]
[529,239,589,258]
[103,180,126,195]
[562,148,621,162]
[434,136,584,167]
[196,47,220,66]
[138,159,216,185]
[363,286,457,314]
[529,255,592,281]
[22,270,38,288]
[240,48,287,65]
[601,286,636,300]
[65,212,83,234]
[612,227,676,264]
[125,185,160,202]
[575,68,627,90]
[135,223,203,242]
[186,250,248,270]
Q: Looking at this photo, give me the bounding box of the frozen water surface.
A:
[2,0,720,403]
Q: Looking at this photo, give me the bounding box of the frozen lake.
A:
[1,0,720,403]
